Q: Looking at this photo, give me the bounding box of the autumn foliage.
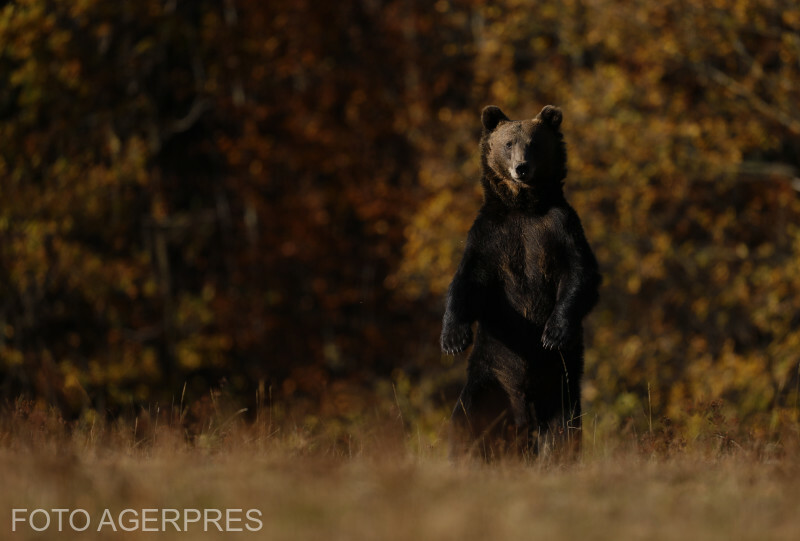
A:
[1,0,799,435]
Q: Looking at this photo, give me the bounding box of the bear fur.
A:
[441,105,600,460]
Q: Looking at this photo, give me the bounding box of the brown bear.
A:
[441,105,600,460]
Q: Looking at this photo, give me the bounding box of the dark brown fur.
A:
[441,105,600,461]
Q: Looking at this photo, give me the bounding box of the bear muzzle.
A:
[510,162,530,182]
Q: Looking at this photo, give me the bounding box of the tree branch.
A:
[698,63,800,135]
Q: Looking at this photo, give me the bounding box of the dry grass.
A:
[2,402,800,541]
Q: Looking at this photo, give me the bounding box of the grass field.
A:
[2,404,800,540]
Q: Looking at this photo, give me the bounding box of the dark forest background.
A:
[2,0,800,437]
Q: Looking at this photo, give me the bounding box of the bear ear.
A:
[538,105,563,130]
[481,105,509,132]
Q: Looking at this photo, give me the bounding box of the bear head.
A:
[479,105,566,208]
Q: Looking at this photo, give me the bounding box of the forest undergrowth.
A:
[2,397,799,541]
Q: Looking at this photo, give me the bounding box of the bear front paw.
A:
[541,315,572,350]
[441,322,473,355]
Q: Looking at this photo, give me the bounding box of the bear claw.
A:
[542,317,571,350]
[441,323,473,355]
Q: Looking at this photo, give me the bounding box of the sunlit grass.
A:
[2,400,799,540]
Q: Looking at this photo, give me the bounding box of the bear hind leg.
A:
[449,379,513,461]
[533,394,582,461]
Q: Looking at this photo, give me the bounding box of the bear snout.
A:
[511,162,530,181]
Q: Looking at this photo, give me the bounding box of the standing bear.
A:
[441,105,600,460]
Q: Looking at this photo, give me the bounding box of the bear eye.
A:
[505,141,513,149]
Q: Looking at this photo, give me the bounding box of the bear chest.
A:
[498,222,559,291]
[495,235,557,326]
